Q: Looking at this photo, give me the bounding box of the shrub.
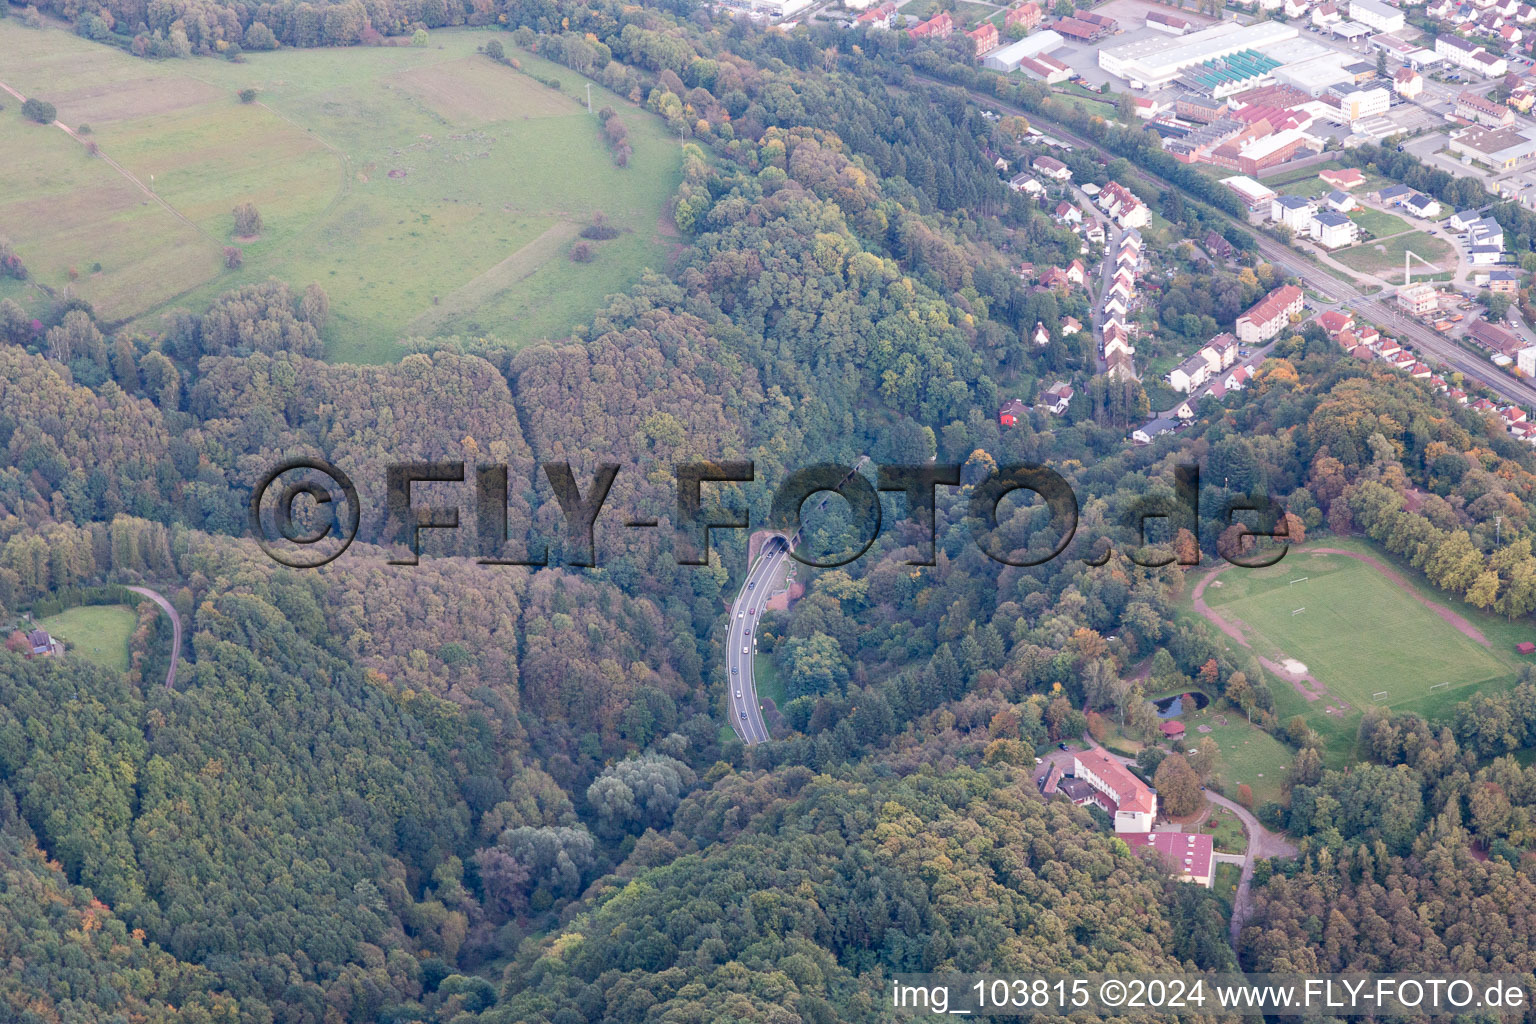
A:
[483,39,504,62]
[238,88,258,103]
[233,202,262,237]
[21,98,56,124]
[579,213,620,241]
[569,242,594,263]
[223,246,244,269]
[412,28,428,46]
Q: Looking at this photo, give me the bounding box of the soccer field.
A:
[1202,551,1510,709]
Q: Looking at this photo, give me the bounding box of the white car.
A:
[736,690,742,698]
[743,646,749,655]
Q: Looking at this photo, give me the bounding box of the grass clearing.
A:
[1200,805,1248,855]
[0,22,681,362]
[1348,206,1412,239]
[1333,230,1454,280]
[1212,861,1241,904]
[36,604,136,672]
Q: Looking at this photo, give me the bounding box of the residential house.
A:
[855,0,897,27]
[25,628,62,657]
[1005,0,1043,31]
[1394,66,1424,97]
[1490,268,1522,292]
[1311,209,1360,248]
[1062,315,1083,334]
[1054,200,1083,225]
[1398,282,1439,314]
[1040,266,1072,290]
[1326,189,1357,212]
[1169,353,1212,393]
[1403,192,1441,218]
[1470,243,1506,264]
[1066,258,1087,286]
[1043,380,1074,414]
[999,397,1028,426]
[967,21,999,55]
[1317,310,1355,335]
[1320,167,1366,190]
[1032,321,1052,346]
[1458,89,1517,126]
[1271,195,1316,231]
[1378,183,1414,204]
[1033,155,1072,181]
[1235,284,1305,343]
[1450,208,1483,231]
[907,10,953,39]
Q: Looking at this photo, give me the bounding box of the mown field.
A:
[35,604,137,672]
[1194,538,1532,764]
[0,22,681,362]
[1333,230,1455,282]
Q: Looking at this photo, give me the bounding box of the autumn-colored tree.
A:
[1154,753,1204,817]
[1236,783,1253,808]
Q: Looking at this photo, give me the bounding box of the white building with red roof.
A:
[1073,747,1157,832]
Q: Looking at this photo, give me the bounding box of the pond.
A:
[1154,691,1209,718]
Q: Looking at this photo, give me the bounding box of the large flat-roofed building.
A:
[1127,831,1215,886]
[1099,20,1299,90]
[1349,0,1404,32]
[984,30,1065,71]
[1451,125,1536,170]
[1178,49,1284,98]
[1073,748,1157,832]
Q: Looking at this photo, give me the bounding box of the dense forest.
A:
[5,0,1536,1020]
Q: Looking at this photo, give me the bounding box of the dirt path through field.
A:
[2,78,219,245]
[1190,546,1490,702]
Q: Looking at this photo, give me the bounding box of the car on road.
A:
[743,646,749,654]
[740,712,747,720]
[748,581,755,589]
[736,690,742,698]
[738,610,744,618]
[731,667,737,674]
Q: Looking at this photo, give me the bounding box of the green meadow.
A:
[0,22,681,362]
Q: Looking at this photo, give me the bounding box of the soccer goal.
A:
[1429,681,1451,692]
[1292,607,1306,616]
[1371,690,1390,702]
[1289,577,1309,585]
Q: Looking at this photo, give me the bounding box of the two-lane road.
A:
[727,536,791,744]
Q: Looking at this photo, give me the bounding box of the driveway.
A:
[1036,743,1298,947]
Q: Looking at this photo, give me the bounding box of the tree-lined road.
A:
[125,585,181,690]
[727,536,790,745]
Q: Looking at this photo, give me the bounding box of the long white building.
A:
[1099,20,1299,89]
[1349,0,1404,33]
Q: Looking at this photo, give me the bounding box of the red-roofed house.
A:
[908,10,953,39]
[967,21,999,54]
[1236,284,1304,343]
[856,1,897,27]
[1319,167,1365,190]
[1073,747,1156,832]
[1127,831,1214,886]
[1316,310,1354,336]
[999,397,1027,427]
[1005,0,1043,30]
